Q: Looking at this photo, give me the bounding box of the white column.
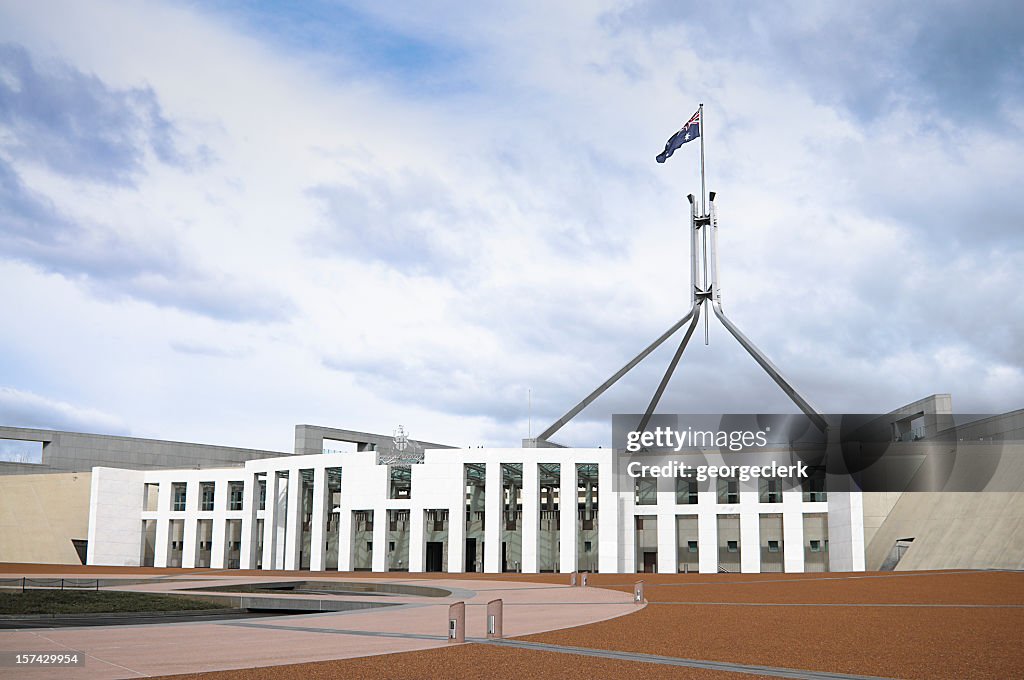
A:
[262,473,280,570]
[697,502,717,574]
[559,462,577,573]
[783,492,804,573]
[484,462,501,573]
[521,462,539,573]
[210,480,228,569]
[827,491,865,571]
[656,476,676,573]
[182,482,200,568]
[337,508,353,572]
[310,467,327,572]
[448,499,466,573]
[240,474,259,569]
[622,493,637,574]
[153,481,171,568]
[597,460,618,574]
[371,509,386,572]
[284,470,303,570]
[739,488,760,573]
[409,507,425,572]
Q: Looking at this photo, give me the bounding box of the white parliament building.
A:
[83,425,861,575]
[4,392,1021,574]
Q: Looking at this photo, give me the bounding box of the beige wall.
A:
[864,439,1024,571]
[866,491,1024,570]
[0,472,92,565]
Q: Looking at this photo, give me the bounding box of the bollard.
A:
[448,601,465,643]
[486,599,503,639]
[580,572,588,587]
[570,571,578,586]
[634,580,645,604]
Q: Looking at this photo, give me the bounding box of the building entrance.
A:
[426,541,444,572]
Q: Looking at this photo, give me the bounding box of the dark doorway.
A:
[501,542,507,572]
[426,541,444,572]
[643,551,657,573]
[71,539,88,565]
[465,538,477,572]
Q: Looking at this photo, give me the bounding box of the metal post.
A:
[486,599,503,639]
[535,312,694,443]
[699,103,706,215]
[580,572,588,587]
[637,304,702,435]
[570,571,577,586]
[634,580,645,604]
[448,601,465,643]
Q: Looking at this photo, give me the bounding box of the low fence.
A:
[0,578,100,592]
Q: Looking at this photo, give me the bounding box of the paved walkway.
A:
[0,574,637,679]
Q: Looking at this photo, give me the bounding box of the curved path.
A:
[0,573,638,679]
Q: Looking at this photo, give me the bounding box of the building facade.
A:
[87,446,863,574]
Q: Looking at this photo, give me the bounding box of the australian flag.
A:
[656,109,700,163]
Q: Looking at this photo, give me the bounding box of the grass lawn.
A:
[0,590,227,615]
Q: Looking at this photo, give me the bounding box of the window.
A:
[143,483,160,512]
[759,478,782,504]
[172,483,187,511]
[258,480,267,510]
[687,540,698,553]
[229,482,244,511]
[584,541,592,553]
[676,477,698,505]
[200,482,215,511]
[802,467,827,502]
[727,540,739,553]
[427,509,448,532]
[389,465,412,499]
[388,510,409,531]
[717,477,739,504]
[635,477,657,505]
[809,540,821,552]
[767,540,780,553]
[355,511,373,531]
[366,541,373,551]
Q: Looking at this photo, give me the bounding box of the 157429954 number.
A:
[1,652,85,666]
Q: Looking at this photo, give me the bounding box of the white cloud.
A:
[0,0,1020,451]
[0,386,128,433]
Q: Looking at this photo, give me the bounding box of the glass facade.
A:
[501,463,523,572]
[676,515,698,573]
[464,463,486,572]
[717,514,741,572]
[200,482,215,512]
[538,462,560,572]
[576,463,598,572]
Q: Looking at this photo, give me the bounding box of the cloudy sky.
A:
[0,0,1021,453]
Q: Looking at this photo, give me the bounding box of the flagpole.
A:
[699,103,709,343]
[699,102,706,215]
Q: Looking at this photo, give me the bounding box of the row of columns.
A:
[151,461,611,573]
[632,491,815,573]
